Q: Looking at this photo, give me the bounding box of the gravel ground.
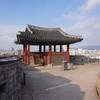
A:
[22,63,100,100]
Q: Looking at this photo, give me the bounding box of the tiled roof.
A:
[15,24,83,45]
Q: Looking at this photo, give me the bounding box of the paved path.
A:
[22,63,100,100]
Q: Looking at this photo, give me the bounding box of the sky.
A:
[0,0,100,50]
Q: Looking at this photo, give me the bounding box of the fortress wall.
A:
[0,56,23,100]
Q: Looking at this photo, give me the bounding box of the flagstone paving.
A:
[21,63,100,100]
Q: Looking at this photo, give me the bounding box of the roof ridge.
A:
[27,24,60,31]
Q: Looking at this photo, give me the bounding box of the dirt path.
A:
[22,63,100,100]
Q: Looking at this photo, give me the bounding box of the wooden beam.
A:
[50,53,66,56]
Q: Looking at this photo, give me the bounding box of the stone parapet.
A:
[0,56,23,100]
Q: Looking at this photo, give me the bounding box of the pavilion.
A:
[15,25,83,65]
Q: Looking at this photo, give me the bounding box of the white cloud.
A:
[61,0,100,47]
[0,25,24,35]
[0,25,25,49]
[63,16,100,46]
[81,0,100,11]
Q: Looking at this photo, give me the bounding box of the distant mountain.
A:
[79,45,100,50]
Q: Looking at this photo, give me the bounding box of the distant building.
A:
[70,48,100,60]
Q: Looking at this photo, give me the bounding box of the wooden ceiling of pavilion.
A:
[15,24,83,45]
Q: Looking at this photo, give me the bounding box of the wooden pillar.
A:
[23,44,27,64]
[23,45,25,63]
[43,45,46,53]
[39,45,42,53]
[66,44,70,63]
[39,45,42,64]
[25,45,28,64]
[47,45,52,64]
[43,45,46,65]
[54,45,56,52]
[49,45,52,64]
[27,44,30,64]
[49,45,51,51]
[60,45,62,52]
[46,54,48,65]
[32,56,35,65]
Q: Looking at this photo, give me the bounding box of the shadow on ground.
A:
[21,67,85,100]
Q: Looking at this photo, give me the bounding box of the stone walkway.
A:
[21,63,100,100]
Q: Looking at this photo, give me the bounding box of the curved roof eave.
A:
[15,24,83,45]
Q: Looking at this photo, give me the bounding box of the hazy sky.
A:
[0,0,100,50]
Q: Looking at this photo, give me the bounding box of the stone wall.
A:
[71,55,99,65]
[0,56,23,100]
[51,56,66,66]
[51,54,99,66]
